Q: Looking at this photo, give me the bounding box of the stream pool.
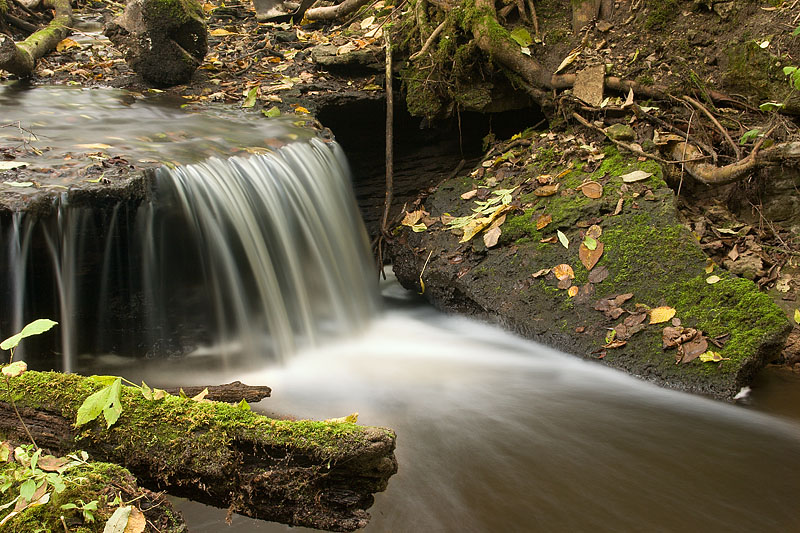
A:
[95,275,800,533]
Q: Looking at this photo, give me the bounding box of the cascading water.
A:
[1,137,378,370]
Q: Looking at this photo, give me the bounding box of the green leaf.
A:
[793,25,800,37]
[784,66,798,77]
[557,230,569,249]
[262,106,281,118]
[83,500,98,511]
[759,102,785,112]
[242,86,258,108]
[739,129,761,145]
[61,503,79,510]
[103,505,132,533]
[1,319,58,351]
[88,375,120,387]
[510,27,532,48]
[237,398,251,411]
[794,308,800,325]
[141,381,153,401]
[583,236,598,250]
[102,379,123,428]
[19,478,36,501]
[76,378,123,428]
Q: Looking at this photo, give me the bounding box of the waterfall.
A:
[0,138,378,370]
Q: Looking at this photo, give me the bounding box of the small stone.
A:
[596,21,613,33]
[605,123,636,142]
[573,64,605,107]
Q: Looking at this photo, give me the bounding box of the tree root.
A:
[305,0,372,21]
[0,0,72,76]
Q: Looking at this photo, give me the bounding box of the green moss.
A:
[645,0,680,30]
[148,0,204,23]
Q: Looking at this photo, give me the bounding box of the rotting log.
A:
[0,370,397,532]
[164,380,272,403]
[0,0,73,76]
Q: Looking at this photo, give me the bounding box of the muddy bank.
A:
[389,134,790,400]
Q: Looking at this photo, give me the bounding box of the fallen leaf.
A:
[662,326,684,349]
[0,161,28,170]
[210,28,237,36]
[534,184,560,196]
[620,170,653,183]
[555,48,581,74]
[191,388,209,402]
[536,213,552,230]
[531,268,551,278]
[579,181,603,199]
[612,197,624,215]
[401,210,423,226]
[699,351,729,363]
[104,505,132,533]
[124,507,147,533]
[649,306,676,324]
[588,265,609,283]
[242,86,258,108]
[293,106,310,114]
[263,107,281,118]
[624,313,647,327]
[461,189,478,200]
[484,226,501,248]
[557,278,572,290]
[540,236,558,244]
[579,241,604,271]
[586,225,603,239]
[613,293,634,306]
[604,339,627,349]
[704,260,715,274]
[568,286,579,297]
[706,275,721,284]
[56,38,80,52]
[583,236,597,250]
[37,455,68,472]
[680,334,708,363]
[75,143,111,150]
[553,264,575,281]
[536,174,553,184]
[728,245,739,262]
[557,230,569,249]
[795,309,800,324]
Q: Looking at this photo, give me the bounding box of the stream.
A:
[94,274,800,533]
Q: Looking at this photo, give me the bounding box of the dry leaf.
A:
[484,226,501,248]
[540,236,558,244]
[650,306,676,324]
[124,507,147,533]
[56,38,80,52]
[536,213,552,230]
[579,181,603,199]
[680,335,708,363]
[557,278,572,290]
[75,143,111,150]
[553,263,575,281]
[586,225,603,239]
[612,197,624,216]
[534,184,560,196]
[532,268,551,278]
[555,48,581,73]
[209,28,237,36]
[579,241,604,271]
[706,275,721,284]
[401,210,423,226]
[37,455,68,472]
[568,286,579,297]
[461,189,478,200]
[620,170,653,183]
[604,339,627,349]
[588,265,609,283]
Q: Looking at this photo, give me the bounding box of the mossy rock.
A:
[389,142,790,400]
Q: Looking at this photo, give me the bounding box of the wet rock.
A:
[311,43,384,72]
[573,64,605,107]
[105,0,208,87]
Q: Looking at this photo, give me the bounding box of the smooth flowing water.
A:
[2,85,799,532]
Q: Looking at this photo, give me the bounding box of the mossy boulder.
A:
[389,140,790,400]
[105,0,207,87]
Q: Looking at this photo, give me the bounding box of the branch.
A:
[305,0,372,21]
[0,0,73,76]
[684,95,742,160]
[409,20,445,61]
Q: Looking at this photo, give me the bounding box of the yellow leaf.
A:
[324,412,359,424]
[56,38,80,52]
[794,308,800,324]
[555,48,581,74]
[411,223,427,232]
[568,286,579,297]
[124,506,147,533]
[553,264,575,281]
[363,84,382,91]
[401,210,423,226]
[75,143,111,150]
[649,306,676,324]
[536,214,552,230]
[699,351,729,363]
[705,260,715,274]
[294,106,310,114]
[706,275,721,284]
[210,28,237,36]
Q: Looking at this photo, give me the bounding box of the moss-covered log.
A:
[0,371,397,532]
[0,0,73,76]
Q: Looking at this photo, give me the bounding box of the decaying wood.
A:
[305,0,372,21]
[0,0,73,76]
[0,371,397,532]
[163,380,272,403]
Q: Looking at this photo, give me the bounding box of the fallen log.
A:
[0,0,73,76]
[163,380,272,403]
[0,370,397,532]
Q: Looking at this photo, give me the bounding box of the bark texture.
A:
[0,371,397,532]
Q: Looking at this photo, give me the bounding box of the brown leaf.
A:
[38,455,68,472]
[607,307,625,319]
[534,184,560,196]
[553,264,575,281]
[588,265,609,284]
[579,241,604,271]
[401,210,423,226]
[624,312,647,328]
[575,282,596,304]
[680,334,708,363]
[613,293,634,306]
[532,268,551,278]
[536,213,552,230]
[662,326,683,349]
[579,181,603,199]
[568,285,579,297]
[557,278,573,290]
[576,217,603,228]
[728,245,739,262]
[612,197,624,216]
[125,506,147,533]
[671,317,682,327]
[710,333,730,348]
[586,224,603,239]
[614,323,629,340]
[536,174,553,184]
[604,339,627,349]
[540,236,558,244]
[484,226,501,248]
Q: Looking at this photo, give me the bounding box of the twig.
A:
[684,95,741,160]
[409,20,445,61]
[571,112,699,165]
[526,0,539,35]
[749,200,788,249]
[5,377,38,449]
[377,13,395,279]
[632,103,718,164]
[677,110,693,200]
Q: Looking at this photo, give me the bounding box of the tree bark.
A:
[305,0,372,21]
[0,371,397,532]
[163,380,272,403]
[0,0,73,76]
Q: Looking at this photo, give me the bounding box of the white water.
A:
[123,277,800,533]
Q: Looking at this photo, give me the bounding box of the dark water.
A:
[102,277,800,533]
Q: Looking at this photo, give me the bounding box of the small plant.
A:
[60,499,99,523]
